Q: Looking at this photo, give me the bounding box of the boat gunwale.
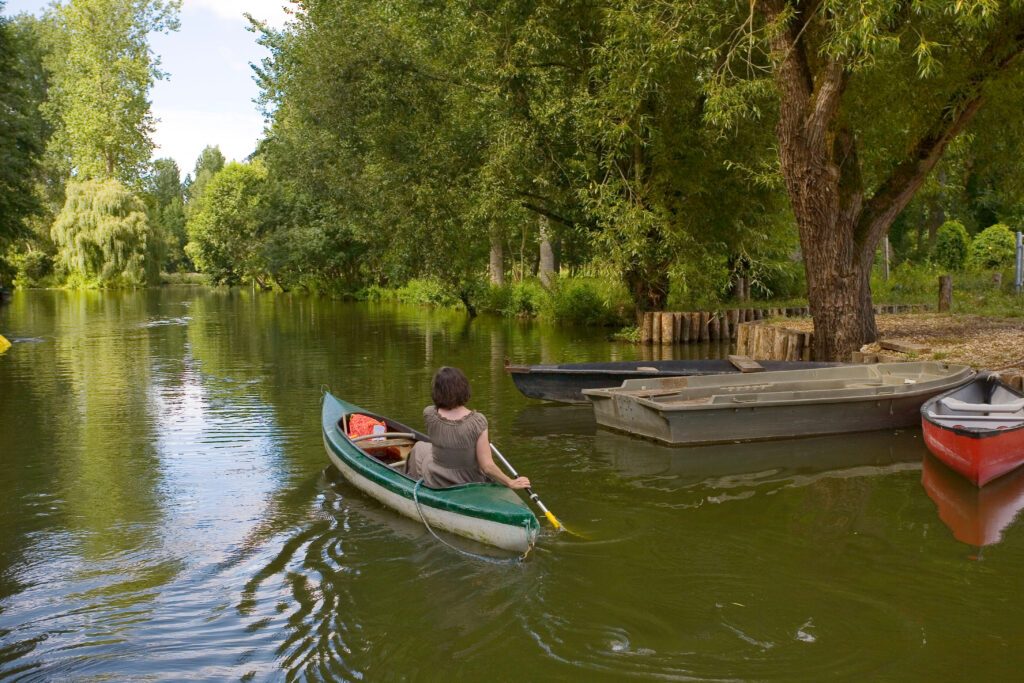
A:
[921,375,1024,440]
[321,393,538,530]
[585,363,976,412]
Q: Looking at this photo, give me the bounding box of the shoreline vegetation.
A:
[10,262,1020,363]
[2,2,1024,363]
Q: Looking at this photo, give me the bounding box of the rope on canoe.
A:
[412,479,528,565]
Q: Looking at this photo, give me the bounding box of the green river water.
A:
[1,289,1022,681]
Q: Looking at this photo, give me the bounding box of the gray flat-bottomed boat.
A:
[584,362,975,445]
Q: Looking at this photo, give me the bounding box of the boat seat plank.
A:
[925,411,1024,424]
[728,355,764,373]
[940,397,1024,414]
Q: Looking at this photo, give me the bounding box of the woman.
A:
[406,367,531,490]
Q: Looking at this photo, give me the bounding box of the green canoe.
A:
[321,391,539,552]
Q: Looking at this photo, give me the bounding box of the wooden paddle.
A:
[490,443,565,532]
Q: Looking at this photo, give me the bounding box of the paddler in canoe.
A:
[405,366,531,490]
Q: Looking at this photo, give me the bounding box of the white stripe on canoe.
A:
[324,438,535,553]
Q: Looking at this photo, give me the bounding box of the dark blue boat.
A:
[506,359,845,404]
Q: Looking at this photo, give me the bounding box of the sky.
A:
[1,0,294,177]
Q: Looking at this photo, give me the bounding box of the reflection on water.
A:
[922,454,1024,547]
[2,289,1024,681]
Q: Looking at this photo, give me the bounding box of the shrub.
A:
[506,279,546,316]
[392,278,461,307]
[12,251,52,287]
[967,223,1016,271]
[932,220,969,271]
[542,278,609,326]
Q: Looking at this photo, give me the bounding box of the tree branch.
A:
[857,19,1024,251]
[805,59,847,150]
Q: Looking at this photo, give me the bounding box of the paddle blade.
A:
[544,510,563,531]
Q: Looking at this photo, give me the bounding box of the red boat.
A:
[921,454,1024,546]
[921,374,1024,486]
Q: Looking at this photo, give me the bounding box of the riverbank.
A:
[767,313,1024,370]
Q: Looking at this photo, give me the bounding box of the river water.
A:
[1,289,1022,681]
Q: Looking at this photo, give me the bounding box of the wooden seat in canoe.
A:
[940,397,1024,414]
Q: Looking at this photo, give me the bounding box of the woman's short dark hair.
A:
[432,366,471,409]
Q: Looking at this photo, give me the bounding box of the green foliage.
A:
[0,10,49,251]
[541,277,630,327]
[185,145,225,205]
[478,280,547,318]
[6,248,53,287]
[932,220,971,271]
[185,161,273,286]
[967,223,1017,270]
[42,0,180,184]
[51,179,156,286]
[147,158,187,270]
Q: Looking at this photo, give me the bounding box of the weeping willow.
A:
[51,180,157,286]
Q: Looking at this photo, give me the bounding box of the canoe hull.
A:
[921,377,1024,487]
[585,362,975,446]
[321,393,538,552]
[508,360,844,404]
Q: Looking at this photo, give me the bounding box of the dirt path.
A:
[774,313,1024,370]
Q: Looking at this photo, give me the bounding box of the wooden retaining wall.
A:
[734,322,812,361]
[640,304,928,346]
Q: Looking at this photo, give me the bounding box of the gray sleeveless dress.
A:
[405,406,489,488]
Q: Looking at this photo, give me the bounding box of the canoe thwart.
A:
[940,397,1024,414]
[350,431,417,443]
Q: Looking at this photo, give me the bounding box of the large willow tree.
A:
[51,179,154,285]
[705,0,1024,359]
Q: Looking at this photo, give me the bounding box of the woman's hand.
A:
[508,476,531,490]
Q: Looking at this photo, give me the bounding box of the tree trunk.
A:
[538,215,555,287]
[625,260,669,322]
[489,229,504,286]
[760,1,1015,359]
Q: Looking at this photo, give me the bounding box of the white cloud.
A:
[184,0,293,27]
[152,108,265,174]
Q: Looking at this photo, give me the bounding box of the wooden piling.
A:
[661,311,675,345]
[641,312,654,345]
[938,275,953,312]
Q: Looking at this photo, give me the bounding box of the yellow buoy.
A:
[0,334,10,354]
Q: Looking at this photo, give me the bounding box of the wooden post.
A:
[661,311,675,345]
[641,312,654,345]
[674,313,684,344]
[680,313,691,343]
[938,275,953,312]
[695,311,706,342]
[709,313,720,341]
[737,323,748,354]
[651,313,662,345]
[772,328,788,360]
[802,332,813,361]
[790,332,804,361]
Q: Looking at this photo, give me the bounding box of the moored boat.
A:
[920,374,1024,487]
[506,359,845,404]
[321,391,539,552]
[584,362,974,445]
